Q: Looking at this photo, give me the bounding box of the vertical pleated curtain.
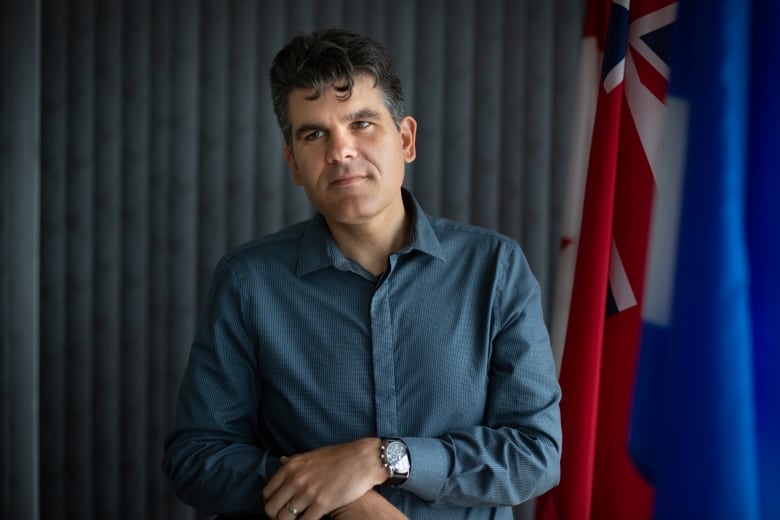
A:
[1,0,585,518]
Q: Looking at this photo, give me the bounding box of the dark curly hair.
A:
[269,28,406,147]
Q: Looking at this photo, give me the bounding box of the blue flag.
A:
[745,0,780,516]
[629,0,780,517]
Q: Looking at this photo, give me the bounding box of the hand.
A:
[262,438,388,520]
[329,490,409,520]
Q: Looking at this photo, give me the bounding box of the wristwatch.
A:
[380,438,410,486]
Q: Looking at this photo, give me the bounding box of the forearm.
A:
[164,258,274,513]
[401,424,561,507]
[329,490,409,520]
[163,431,279,515]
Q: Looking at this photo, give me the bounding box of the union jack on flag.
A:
[606,0,676,316]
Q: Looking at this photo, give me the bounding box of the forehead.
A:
[287,75,388,122]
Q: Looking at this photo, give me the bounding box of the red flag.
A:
[536,1,676,518]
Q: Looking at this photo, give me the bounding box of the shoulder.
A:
[422,214,536,288]
[220,220,310,270]
[427,214,521,254]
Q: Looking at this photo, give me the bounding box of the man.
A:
[163,28,562,520]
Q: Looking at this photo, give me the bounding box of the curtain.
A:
[0,0,585,518]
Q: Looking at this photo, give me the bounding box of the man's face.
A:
[284,74,416,229]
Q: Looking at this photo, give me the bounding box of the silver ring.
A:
[286,501,301,516]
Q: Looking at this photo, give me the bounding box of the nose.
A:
[326,128,357,163]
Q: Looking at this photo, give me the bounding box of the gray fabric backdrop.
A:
[0,0,584,518]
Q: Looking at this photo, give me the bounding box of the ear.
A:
[284,145,303,186]
[400,116,417,163]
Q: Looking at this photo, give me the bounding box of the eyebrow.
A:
[345,108,382,122]
[292,108,383,141]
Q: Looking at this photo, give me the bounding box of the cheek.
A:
[290,153,322,183]
[364,138,405,169]
[373,149,407,178]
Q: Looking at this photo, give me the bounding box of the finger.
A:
[264,482,295,518]
[262,464,287,502]
[278,499,305,520]
[294,501,316,520]
[296,501,326,520]
[263,473,294,518]
[265,490,297,520]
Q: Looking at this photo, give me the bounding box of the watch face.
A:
[386,441,407,465]
[382,439,410,482]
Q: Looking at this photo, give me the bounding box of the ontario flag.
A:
[535,0,676,518]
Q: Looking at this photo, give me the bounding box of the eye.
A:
[352,121,371,130]
[304,129,326,141]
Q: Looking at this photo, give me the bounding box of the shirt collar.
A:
[397,189,446,261]
[295,189,446,277]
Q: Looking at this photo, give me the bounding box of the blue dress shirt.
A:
[163,190,562,519]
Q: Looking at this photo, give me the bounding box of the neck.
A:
[326,207,411,277]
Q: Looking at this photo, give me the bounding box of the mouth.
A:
[329,173,367,187]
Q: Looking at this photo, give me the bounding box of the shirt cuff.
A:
[399,437,450,502]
